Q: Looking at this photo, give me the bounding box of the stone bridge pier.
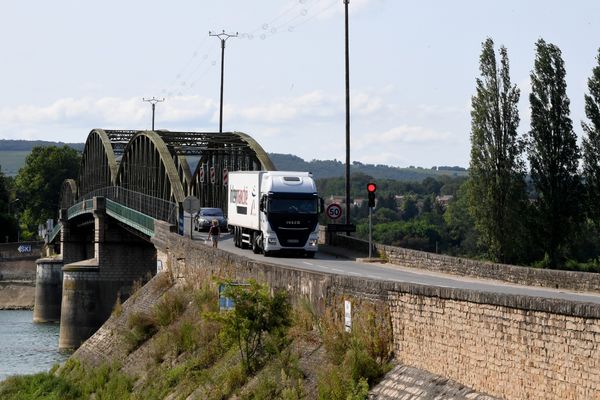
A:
[56,197,157,350]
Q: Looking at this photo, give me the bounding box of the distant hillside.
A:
[0,140,85,176]
[0,140,468,181]
[0,139,84,152]
[269,153,467,181]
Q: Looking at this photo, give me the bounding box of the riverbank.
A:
[0,281,35,310]
[0,241,41,310]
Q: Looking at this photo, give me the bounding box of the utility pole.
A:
[343,0,351,228]
[209,30,238,133]
[142,97,165,131]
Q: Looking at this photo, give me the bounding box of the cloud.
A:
[0,95,219,130]
[355,125,453,149]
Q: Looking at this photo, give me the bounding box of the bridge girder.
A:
[59,179,78,209]
[78,129,138,197]
[115,131,187,204]
[74,129,275,214]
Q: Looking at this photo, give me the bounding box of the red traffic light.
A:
[367,183,377,193]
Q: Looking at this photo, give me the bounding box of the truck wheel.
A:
[252,233,261,254]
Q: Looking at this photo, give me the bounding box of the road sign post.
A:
[326,203,343,220]
[183,196,201,239]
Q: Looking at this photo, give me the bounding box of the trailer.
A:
[227,171,323,257]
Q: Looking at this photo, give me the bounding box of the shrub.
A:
[154,270,174,290]
[125,312,158,352]
[206,280,291,373]
[153,289,187,327]
[0,372,79,400]
[57,359,133,400]
[194,283,219,313]
[171,320,197,355]
[112,294,123,317]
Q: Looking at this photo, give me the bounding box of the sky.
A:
[0,0,599,168]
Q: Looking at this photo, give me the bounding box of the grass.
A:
[0,281,393,400]
[124,312,158,352]
[0,372,79,400]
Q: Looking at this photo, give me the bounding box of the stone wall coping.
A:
[333,234,600,293]
[153,222,600,320]
[63,259,99,272]
[36,257,64,264]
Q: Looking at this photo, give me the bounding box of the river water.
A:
[0,310,69,381]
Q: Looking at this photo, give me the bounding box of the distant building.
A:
[328,195,345,205]
[353,197,366,206]
[436,195,454,208]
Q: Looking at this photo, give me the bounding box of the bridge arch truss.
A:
[73,129,275,219]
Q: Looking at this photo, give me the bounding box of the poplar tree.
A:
[468,38,527,263]
[528,39,581,266]
[582,49,600,225]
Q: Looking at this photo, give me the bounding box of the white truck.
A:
[227,171,323,257]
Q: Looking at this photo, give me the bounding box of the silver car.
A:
[194,208,228,232]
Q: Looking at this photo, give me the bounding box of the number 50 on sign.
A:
[326,203,342,220]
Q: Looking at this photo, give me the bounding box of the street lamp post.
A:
[343,0,351,228]
[209,30,238,133]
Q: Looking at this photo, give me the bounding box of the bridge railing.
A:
[105,199,155,236]
[78,186,177,225]
[47,222,62,243]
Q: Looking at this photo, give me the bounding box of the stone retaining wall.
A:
[332,233,600,293]
[390,292,600,399]
[130,221,600,398]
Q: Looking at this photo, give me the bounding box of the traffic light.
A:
[367,182,376,208]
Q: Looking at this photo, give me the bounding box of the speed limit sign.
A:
[326,203,343,220]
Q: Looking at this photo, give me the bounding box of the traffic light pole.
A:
[368,206,372,259]
[366,182,376,259]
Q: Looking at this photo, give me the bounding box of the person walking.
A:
[208,219,220,248]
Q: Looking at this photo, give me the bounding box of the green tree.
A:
[0,166,19,242]
[15,146,80,239]
[582,48,600,225]
[528,39,582,266]
[208,280,291,374]
[400,196,419,221]
[468,38,528,263]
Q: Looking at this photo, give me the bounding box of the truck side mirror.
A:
[319,197,324,214]
[259,195,267,212]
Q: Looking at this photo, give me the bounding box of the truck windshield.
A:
[269,198,317,214]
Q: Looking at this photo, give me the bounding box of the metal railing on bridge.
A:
[79,186,177,225]
[105,199,154,236]
[47,187,177,243]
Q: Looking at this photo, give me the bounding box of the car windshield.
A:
[199,208,223,217]
[269,198,317,214]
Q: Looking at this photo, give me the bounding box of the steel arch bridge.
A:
[55,129,275,238]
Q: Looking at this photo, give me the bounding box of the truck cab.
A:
[259,173,321,256]
[228,171,323,257]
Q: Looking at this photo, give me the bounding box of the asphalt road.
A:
[191,230,600,305]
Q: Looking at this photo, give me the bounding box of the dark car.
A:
[194,208,228,232]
